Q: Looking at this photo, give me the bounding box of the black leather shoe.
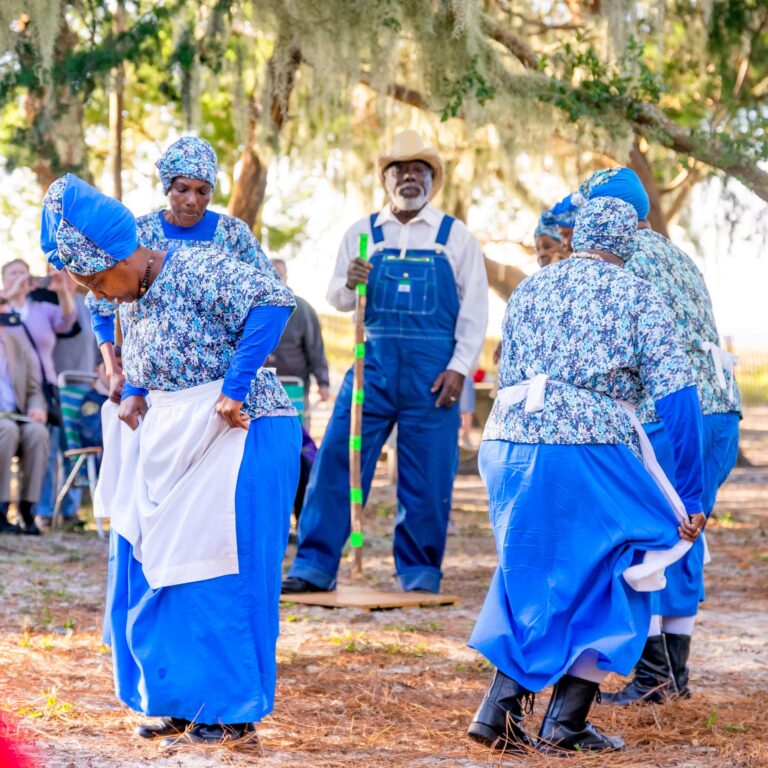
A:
[537,675,624,754]
[21,522,42,536]
[281,576,326,594]
[467,668,534,751]
[600,635,673,706]
[160,722,254,748]
[664,633,692,699]
[136,717,189,739]
[0,517,21,534]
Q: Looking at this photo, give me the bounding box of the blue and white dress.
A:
[470,255,703,692]
[104,244,301,724]
[628,228,741,616]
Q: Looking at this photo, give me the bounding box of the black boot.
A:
[664,633,692,699]
[0,503,21,534]
[160,722,255,748]
[136,717,190,739]
[467,668,534,751]
[537,675,624,754]
[600,635,673,705]
[18,501,41,536]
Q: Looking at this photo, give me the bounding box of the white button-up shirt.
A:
[326,204,488,376]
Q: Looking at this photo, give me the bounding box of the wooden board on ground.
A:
[282,584,460,611]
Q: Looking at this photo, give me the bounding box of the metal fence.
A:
[729,340,768,406]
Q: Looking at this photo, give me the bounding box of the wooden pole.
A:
[349,233,368,578]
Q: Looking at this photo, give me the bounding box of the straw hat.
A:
[377,130,444,199]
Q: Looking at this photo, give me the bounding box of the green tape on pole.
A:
[359,233,369,262]
[349,435,362,451]
[350,487,363,504]
[350,531,364,548]
[356,283,367,296]
[354,343,365,358]
[353,388,364,404]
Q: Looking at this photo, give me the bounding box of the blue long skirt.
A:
[104,415,300,724]
[646,411,739,616]
[470,440,683,693]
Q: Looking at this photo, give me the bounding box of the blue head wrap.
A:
[571,197,638,262]
[546,194,579,228]
[156,136,218,194]
[40,177,66,269]
[578,167,650,221]
[41,174,138,276]
[534,211,563,242]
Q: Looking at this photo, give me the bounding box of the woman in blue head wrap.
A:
[466,197,706,755]
[43,174,300,747]
[578,167,742,707]
[545,193,578,253]
[89,136,278,428]
[534,211,566,267]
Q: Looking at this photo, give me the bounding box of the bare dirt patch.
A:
[1,409,766,767]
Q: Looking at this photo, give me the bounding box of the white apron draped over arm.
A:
[93,379,248,589]
[700,342,738,405]
[496,373,709,593]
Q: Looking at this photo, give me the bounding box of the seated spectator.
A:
[266,259,330,429]
[1,259,76,531]
[0,321,50,534]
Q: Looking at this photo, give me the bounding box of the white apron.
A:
[496,373,709,593]
[700,342,738,405]
[94,379,247,589]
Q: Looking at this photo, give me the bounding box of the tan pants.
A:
[0,418,50,503]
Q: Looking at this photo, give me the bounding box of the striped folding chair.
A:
[53,371,104,537]
[279,376,305,426]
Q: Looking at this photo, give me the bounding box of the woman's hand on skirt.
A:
[678,512,706,542]
[119,395,148,431]
[215,394,250,430]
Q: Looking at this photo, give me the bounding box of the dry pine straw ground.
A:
[0,410,766,768]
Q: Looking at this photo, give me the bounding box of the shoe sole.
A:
[468,723,530,753]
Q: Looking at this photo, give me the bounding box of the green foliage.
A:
[440,55,496,120]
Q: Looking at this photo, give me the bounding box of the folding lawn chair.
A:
[279,376,305,426]
[52,370,104,537]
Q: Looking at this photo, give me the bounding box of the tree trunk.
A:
[108,0,125,200]
[228,134,269,229]
[228,43,301,228]
[629,141,669,236]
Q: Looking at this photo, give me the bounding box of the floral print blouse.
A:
[627,228,742,421]
[86,211,276,317]
[119,243,296,418]
[484,256,694,457]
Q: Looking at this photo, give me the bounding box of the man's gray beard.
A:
[391,191,428,211]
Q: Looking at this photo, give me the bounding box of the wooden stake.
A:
[349,233,368,578]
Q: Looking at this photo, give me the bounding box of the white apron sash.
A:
[700,342,737,404]
[496,373,709,592]
[94,379,248,589]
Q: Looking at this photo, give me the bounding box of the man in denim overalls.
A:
[283,131,488,594]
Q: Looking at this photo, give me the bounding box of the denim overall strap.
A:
[435,215,455,247]
[370,213,385,245]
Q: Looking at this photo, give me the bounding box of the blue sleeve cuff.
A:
[121,384,149,401]
[91,311,115,347]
